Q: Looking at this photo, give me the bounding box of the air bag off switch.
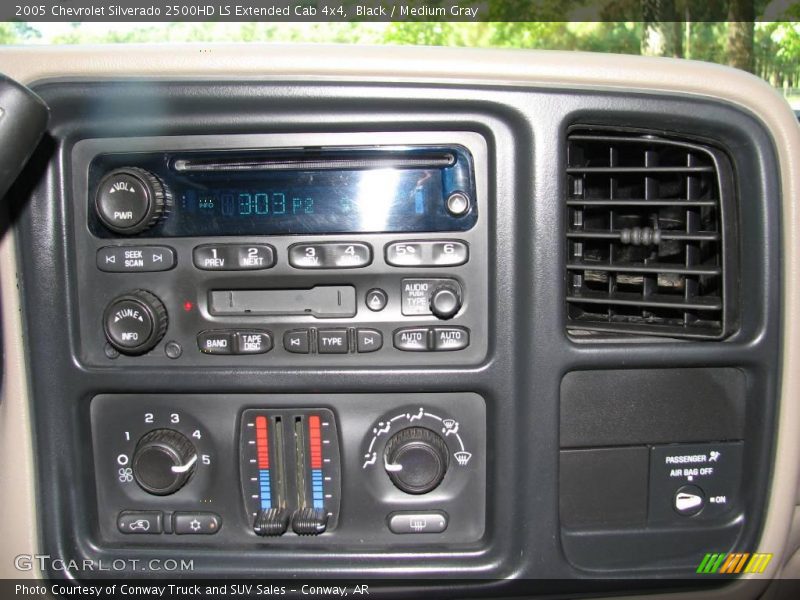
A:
[103,290,168,355]
[648,441,743,523]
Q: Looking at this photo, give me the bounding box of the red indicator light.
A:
[183,301,194,312]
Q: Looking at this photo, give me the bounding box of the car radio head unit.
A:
[71,131,489,368]
[88,145,477,238]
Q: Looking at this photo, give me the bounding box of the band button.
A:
[197,331,234,355]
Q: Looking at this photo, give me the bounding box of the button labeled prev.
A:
[97,246,176,272]
[193,244,275,271]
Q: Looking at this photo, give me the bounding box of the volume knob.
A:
[95,167,171,235]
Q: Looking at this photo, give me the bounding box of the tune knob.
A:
[103,289,168,356]
[132,429,197,496]
[384,427,449,494]
[95,167,170,235]
[429,285,462,320]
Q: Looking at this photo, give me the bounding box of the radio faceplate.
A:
[71,132,489,367]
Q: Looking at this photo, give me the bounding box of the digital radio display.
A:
[89,146,478,237]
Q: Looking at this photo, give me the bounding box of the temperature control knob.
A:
[103,289,168,355]
[384,427,449,494]
[429,285,462,320]
[95,167,170,235]
[132,429,197,495]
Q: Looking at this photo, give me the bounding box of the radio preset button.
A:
[357,329,383,353]
[289,242,372,269]
[235,331,273,354]
[284,330,310,353]
[431,241,469,266]
[432,327,470,351]
[386,242,425,266]
[318,329,349,353]
[193,244,276,271]
[197,331,234,355]
[393,328,430,351]
[97,246,176,272]
[386,241,469,267]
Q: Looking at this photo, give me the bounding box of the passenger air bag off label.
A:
[648,441,743,523]
[209,286,356,318]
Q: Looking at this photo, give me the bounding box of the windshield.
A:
[2,6,799,109]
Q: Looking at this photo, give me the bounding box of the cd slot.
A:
[172,152,455,172]
[209,286,356,318]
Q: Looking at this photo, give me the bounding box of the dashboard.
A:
[0,44,799,599]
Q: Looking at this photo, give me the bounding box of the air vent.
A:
[566,129,735,339]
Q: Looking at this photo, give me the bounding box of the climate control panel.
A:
[91,393,486,545]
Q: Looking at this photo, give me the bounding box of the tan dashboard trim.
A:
[0,44,798,594]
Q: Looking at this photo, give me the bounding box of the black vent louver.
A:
[566,129,735,339]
